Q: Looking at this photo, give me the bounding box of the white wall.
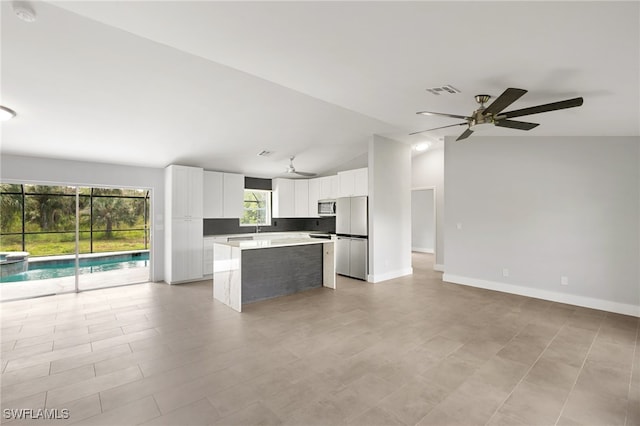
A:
[412,147,444,269]
[442,136,640,316]
[411,189,434,253]
[368,135,412,282]
[0,154,165,282]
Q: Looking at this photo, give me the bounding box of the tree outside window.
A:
[241,190,271,226]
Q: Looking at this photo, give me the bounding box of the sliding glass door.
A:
[0,183,151,301]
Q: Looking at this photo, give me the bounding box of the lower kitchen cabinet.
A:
[166,218,203,283]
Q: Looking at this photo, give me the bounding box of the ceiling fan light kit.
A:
[412,88,584,141]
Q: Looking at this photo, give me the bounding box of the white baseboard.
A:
[412,247,434,254]
[434,264,445,272]
[443,273,640,318]
[368,267,413,283]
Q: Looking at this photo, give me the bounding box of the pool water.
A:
[0,253,149,283]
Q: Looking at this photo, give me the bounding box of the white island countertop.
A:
[214,237,331,250]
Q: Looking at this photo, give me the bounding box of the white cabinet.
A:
[294,180,309,217]
[308,178,320,217]
[203,171,244,218]
[203,171,223,218]
[272,178,295,218]
[165,165,204,284]
[203,236,227,276]
[168,165,203,218]
[338,168,368,197]
[168,218,203,283]
[223,173,244,218]
[317,175,339,200]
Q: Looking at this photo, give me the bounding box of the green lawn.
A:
[0,231,148,256]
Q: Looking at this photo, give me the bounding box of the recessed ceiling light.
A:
[13,2,36,23]
[414,143,430,152]
[0,106,17,121]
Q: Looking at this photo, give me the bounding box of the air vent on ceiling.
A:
[257,150,273,157]
[426,85,461,95]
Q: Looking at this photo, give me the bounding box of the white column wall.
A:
[368,135,412,282]
[0,154,165,282]
[442,136,640,316]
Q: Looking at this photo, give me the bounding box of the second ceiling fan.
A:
[411,88,584,140]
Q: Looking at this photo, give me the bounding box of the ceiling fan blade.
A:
[294,171,317,177]
[494,119,539,130]
[416,111,472,120]
[456,128,474,141]
[409,122,467,135]
[501,97,584,119]
[483,88,527,115]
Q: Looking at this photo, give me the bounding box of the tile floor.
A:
[0,253,638,425]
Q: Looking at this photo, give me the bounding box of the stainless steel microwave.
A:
[318,199,336,216]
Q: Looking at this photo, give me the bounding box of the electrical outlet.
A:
[561,276,569,286]
[502,268,509,277]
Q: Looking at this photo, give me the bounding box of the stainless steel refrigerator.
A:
[336,196,368,280]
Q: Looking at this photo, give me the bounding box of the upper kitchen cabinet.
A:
[308,178,320,217]
[203,171,244,218]
[338,168,368,197]
[318,175,339,200]
[272,178,295,218]
[166,165,203,218]
[273,178,311,218]
[294,179,309,217]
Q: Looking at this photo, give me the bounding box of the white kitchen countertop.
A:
[214,237,332,250]
[204,231,316,239]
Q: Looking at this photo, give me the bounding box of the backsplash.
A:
[204,217,336,236]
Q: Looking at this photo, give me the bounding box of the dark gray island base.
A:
[242,244,323,304]
[213,238,336,312]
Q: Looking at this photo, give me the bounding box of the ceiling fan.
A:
[285,156,316,177]
[411,88,583,141]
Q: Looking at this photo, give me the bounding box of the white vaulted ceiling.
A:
[1,1,638,177]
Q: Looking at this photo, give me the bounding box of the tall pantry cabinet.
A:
[165,165,203,284]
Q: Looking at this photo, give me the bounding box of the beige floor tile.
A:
[50,343,132,375]
[72,395,160,426]
[46,365,142,407]
[524,357,581,391]
[4,344,92,372]
[2,364,96,404]
[347,406,405,426]
[419,354,478,391]
[432,378,510,426]
[0,363,51,387]
[216,401,281,426]
[90,329,158,352]
[140,397,220,426]
[573,360,633,400]
[587,339,636,369]
[495,379,568,425]
[378,377,445,425]
[152,368,238,415]
[560,387,627,426]
[471,355,529,393]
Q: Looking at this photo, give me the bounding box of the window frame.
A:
[240,189,272,227]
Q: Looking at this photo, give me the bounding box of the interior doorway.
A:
[411,188,435,254]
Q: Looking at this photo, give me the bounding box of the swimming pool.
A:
[0,252,149,283]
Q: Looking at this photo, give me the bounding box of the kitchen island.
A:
[213,238,335,312]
